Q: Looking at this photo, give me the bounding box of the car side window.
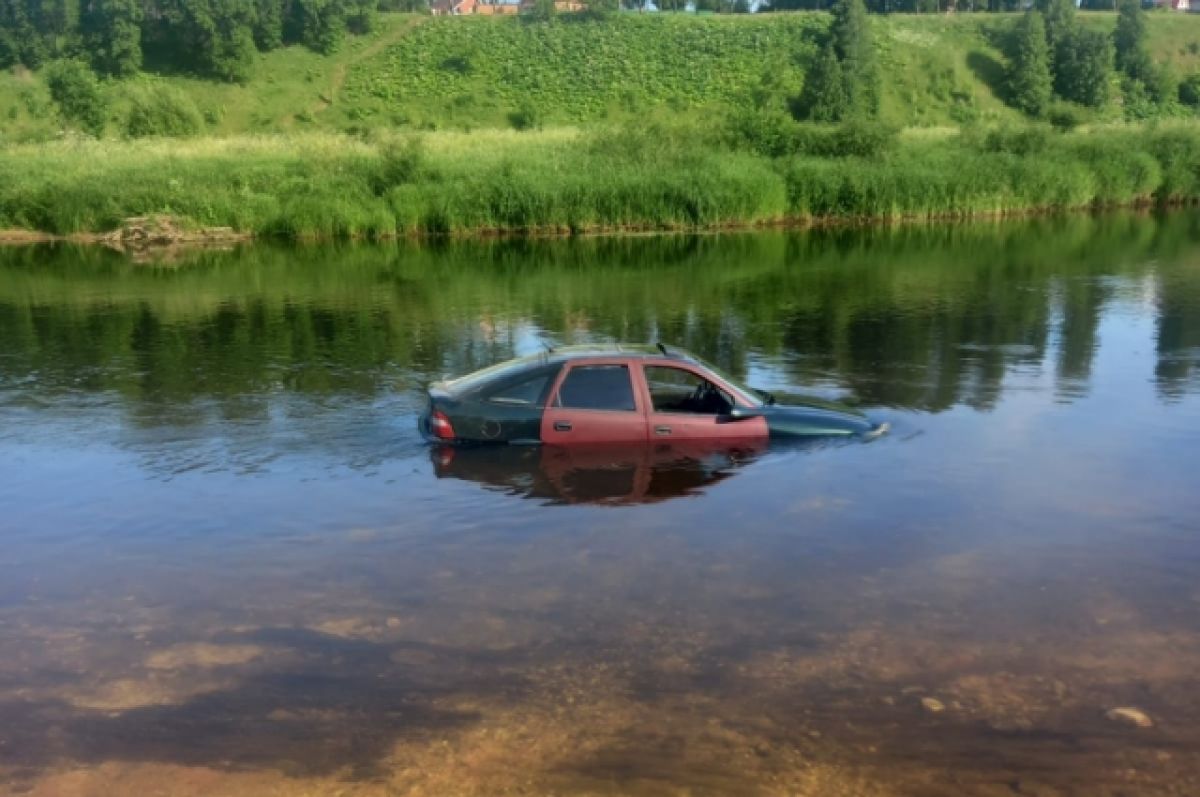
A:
[644,366,733,415]
[554,365,637,411]
[486,374,551,406]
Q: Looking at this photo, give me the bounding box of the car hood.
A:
[764,392,867,418]
[754,392,877,437]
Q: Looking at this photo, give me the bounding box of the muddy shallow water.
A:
[2,214,1200,796]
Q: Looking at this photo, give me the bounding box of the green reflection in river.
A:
[1,212,1199,416]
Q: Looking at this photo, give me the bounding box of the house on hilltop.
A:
[517,0,588,10]
[477,0,521,13]
[434,0,556,12]
[431,0,477,14]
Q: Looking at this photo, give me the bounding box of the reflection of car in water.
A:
[429,440,768,505]
[419,344,887,446]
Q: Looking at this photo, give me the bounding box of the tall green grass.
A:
[2,123,1199,239]
[782,123,1200,222]
[0,128,789,237]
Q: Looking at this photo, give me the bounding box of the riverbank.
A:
[2,124,1199,242]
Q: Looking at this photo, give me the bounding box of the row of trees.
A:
[0,0,395,81]
[1008,0,1169,116]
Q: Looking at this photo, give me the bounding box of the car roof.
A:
[538,343,699,362]
[438,344,702,395]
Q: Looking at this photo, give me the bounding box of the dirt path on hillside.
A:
[308,17,424,118]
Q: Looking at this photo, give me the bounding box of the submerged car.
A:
[419,344,887,445]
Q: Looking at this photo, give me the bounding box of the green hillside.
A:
[4,9,1200,240]
[4,11,1200,141]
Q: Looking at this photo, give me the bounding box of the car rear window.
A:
[555,365,636,411]
[443,353,548,396]
[486,373,552,406]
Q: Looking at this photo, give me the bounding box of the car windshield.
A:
[690,356,765,407]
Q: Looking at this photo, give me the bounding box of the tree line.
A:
[0,0,421,81]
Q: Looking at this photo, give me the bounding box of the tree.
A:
[82,0,143,77]
[44,58,106,135]
[38,0,81,43]
[1008,11,1053,117]
[1055,27,1112,107]
[1038,0,1075,65]
[795,40,847,122]
[0,0,48,68]
[159,0,257,81]
[831,0,878,118]
[291,0,347,55]
[346,0,377,35]
[253,0,285,51]
[1114,0,1153,83]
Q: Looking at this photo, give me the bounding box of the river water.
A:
[1,213,1200,796]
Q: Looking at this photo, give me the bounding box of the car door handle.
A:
[655,425,672,435]
[554,421,572,432]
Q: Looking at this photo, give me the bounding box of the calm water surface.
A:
[2,213,1200,796]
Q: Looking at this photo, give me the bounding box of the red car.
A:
[419,345,886,445]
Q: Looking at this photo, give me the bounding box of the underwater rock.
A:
[1105,707,1153,728]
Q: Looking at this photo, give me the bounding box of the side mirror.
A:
[728,406,764,421]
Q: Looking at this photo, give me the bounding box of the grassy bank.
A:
[3,123,1199,239]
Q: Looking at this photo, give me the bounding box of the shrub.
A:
[373,135,433,193]
[43,59,107,137]
[587,0,620,19]
[1179,73,1200,108]
[507,100,542,130]
[978,124,1053,155]
[1047,102,1086,130]
[726,108,797,158]
[1122,76,1158,121]
[821,119,897,158]
[123,84,204,138]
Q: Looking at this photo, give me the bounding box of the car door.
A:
[541,361,649,445]
[641,363,769,441]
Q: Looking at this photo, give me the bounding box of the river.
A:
[1,212,1199,796]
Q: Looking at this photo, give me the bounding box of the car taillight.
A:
[430,410,455,441]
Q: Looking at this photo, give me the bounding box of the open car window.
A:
[644,365,734,415]
[554,365,637,412]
